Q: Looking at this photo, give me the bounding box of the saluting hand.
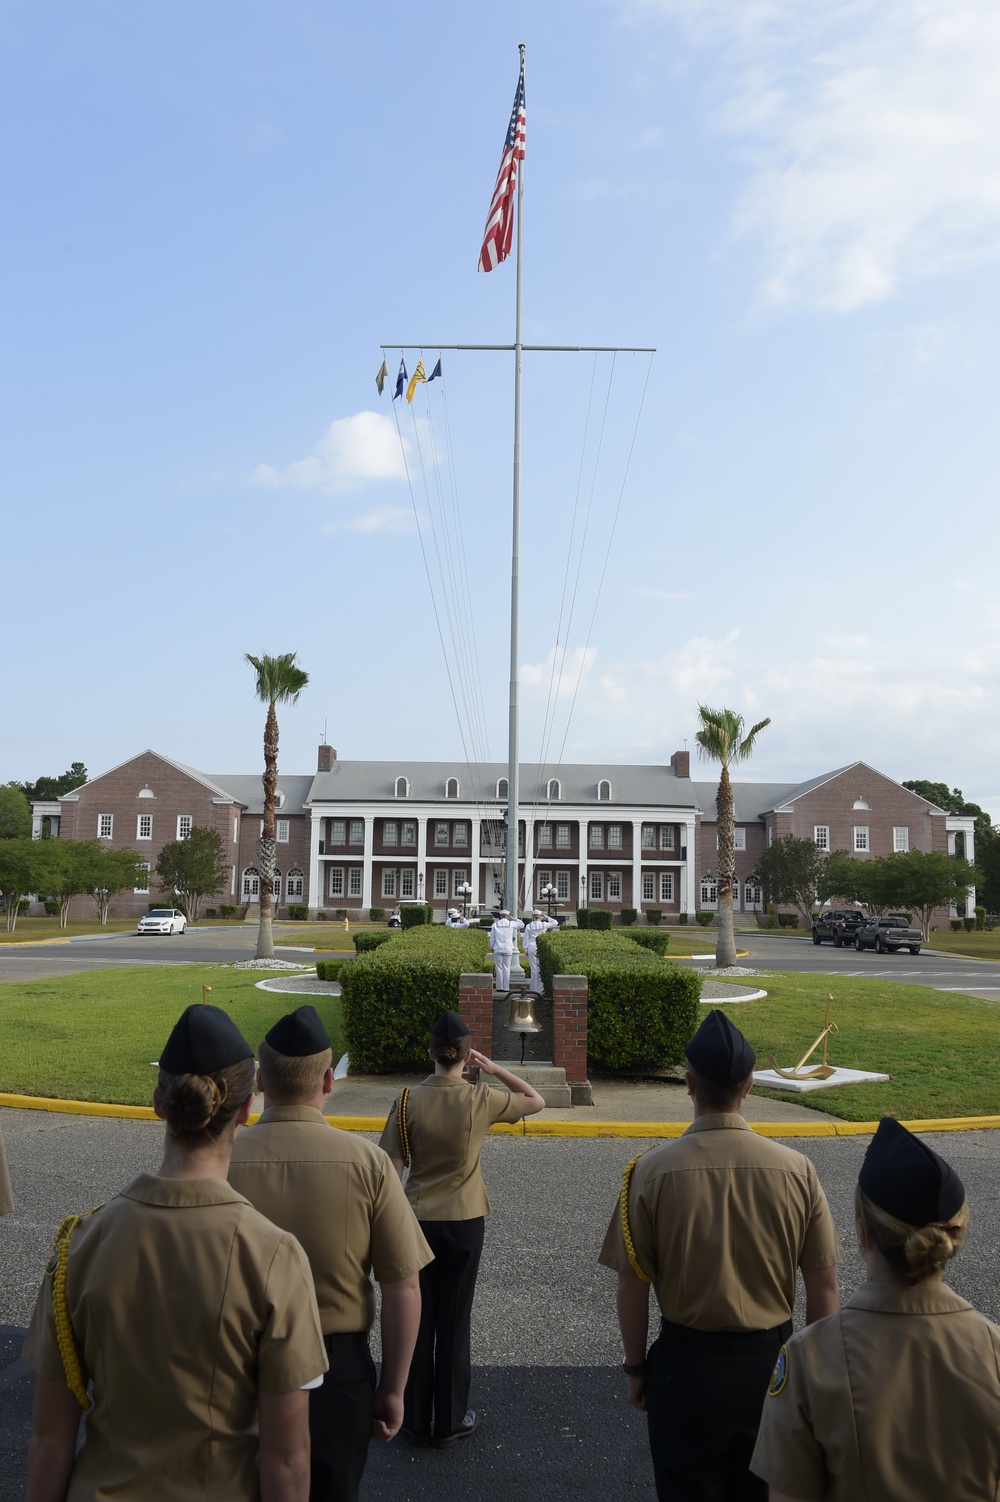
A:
[467,1048,498,1076]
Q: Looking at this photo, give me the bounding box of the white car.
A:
[137,908,187,936]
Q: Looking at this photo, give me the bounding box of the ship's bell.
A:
[505,993,542,1034]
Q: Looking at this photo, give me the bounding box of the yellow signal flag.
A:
[405,359,427,403]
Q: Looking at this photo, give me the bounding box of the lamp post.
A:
[417,871,424,906]
[542,882,557,920]
[457,881,473,919]
[580,872,587,910]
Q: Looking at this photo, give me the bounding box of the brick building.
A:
[32,747,976,921]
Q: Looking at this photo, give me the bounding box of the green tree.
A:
[18,762,88,802]
[695,705,771,966]
[818,852,900,915]
[903,778,994,844]
[752,836,826,925]
[83,846,148,925]
[0,837,64,931]
[0,784,32,840]
[40,839,105,928]
[155,826,228,920]
[245,651,309,958]
[890,850,979,938]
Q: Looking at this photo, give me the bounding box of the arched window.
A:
[395,776,410,797]
[271,869,282,899]
[286,868,304,899]
[547,778,561,800]
[445,777,460,799]
[496,778,508,800]
[597,779,612,801]
[853,797,870,810]
[137,786,155,799]
[241,867,260,901]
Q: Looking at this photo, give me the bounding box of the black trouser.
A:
[404,1217,485,1441]
[308,1330,376,1502]
[644,1318,793,1502]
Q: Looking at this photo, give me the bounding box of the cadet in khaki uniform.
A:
[229,1005,433,1502]
[599,1010,842,1502]
[752,1117,1000,1502]
[0,1117,13,1216]
[22,1004,327,1502]
[379,1011,544,1447]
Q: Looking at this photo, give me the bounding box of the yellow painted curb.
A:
[0,937,73,948]
[3,1091,1000,1139]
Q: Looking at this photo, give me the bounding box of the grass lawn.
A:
[711,971,1000,1121]
[924,930,1000,961]
[0,967,344,1105]
[0,918,139,944]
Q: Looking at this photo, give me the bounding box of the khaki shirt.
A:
[379,1074,525,1220]
[23,1173,327,1502]
[752,1280,1000,1501]
[229,1105,433,1334]
[599,1115,843,1330]
[0,1120,13,1216]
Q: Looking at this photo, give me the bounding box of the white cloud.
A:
[323,506,415,535]
[627,0,1000,310]
[250,411,407,494]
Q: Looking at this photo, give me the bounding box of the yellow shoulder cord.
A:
[620,1154,651,1285]
[398,1087,411,1169]
[48,1209,100,1410]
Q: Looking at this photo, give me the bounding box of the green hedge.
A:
[645,909,662,925]
[353,930,396,954]
[340,926,491,1072]
[576,908,613,930]
[626,929,670,956]
[400,903,435,929]
[316,959,351,981]
[287,904,309,921]
[536,930,700,1071]
[695,911,714,927]
[620,908,638,926]
[369,907,385,922]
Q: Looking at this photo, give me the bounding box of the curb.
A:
[2,1092,999,1138]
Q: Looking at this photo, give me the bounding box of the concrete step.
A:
[488,1062,573,1109]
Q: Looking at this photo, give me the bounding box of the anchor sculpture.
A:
[768,993,839,1081]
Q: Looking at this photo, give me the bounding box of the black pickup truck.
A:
[811,909,867,948]
[854,916,923,955]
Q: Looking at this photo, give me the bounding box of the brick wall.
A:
[457,973,494,1056]
[552,974,588,1082]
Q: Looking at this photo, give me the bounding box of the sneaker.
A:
[433,1410,478,1448]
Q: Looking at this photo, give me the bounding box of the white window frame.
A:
[329,867,345,897]
[331,819,346,845]
[401,821,416,845]
[589,825,604,849]
[589,871,603,901]
[286,869,304,899]
[814,826,830,851]
[395,777,409,798]
[435,822,450,847]
[434,869,449,898]
[701,879,718,906]
[349,820,364,846]
[445,777,460,799]
[381,869,396,898]
[547,778,561,800]
[660,826,674,850]
[177,815,193,841]
[642,872,655,901]
[597,779,612,801]
[744,879,761,908]
[134,862,151,894]
[242,867,260,900]
[556,871,570,900]
[348,867,362,897]
[641,825,656,849]
[537,823,552,848]
[400,869,414,898]
[496,778,508,800]
[733,828,746,851]
[854,826,870,852]
[136,814,152,841]
[536,869,552,898]
[607,824,623,850]
[452,822,468,847]
[98,814,113,839]
[383,820,398,846]
[893,826,909,852]
[453,868,468,895]
[233,817,239,845]
[607,872,622,900]
[556,824,571,849]
[276,818,289,844]
[660,872,674,902]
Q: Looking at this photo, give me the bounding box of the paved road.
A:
[2,1109,1000,1500]
[0,926,291,983]
[703,931,1000,1001]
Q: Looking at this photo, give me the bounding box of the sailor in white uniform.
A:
[523,910,559,994]
[488,910,524,992]
[444,908,470,929]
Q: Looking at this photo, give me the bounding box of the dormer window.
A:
[496,778,508,800]
[547,778,561,800]
[395,776,410,798]
[597,779,612,801]
[445,777,460,799]
[276,791,286,809]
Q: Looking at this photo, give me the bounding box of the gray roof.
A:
[693,780,806,824]
[307,761,700,809]
[207,774,314,817]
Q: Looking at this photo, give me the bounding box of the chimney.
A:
[671,750,690,779]
[317,744,337,772]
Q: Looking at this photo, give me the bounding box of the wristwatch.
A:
[621,1357,647,1376]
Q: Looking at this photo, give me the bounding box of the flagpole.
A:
[505,41,525,922]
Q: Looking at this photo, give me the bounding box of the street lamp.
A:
[457,881,473,919]
[417,871,424,903]
[542,882,558,919]
[580,872,587,909]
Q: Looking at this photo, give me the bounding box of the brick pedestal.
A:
[458,973,494,1056]
[552,974,588,1082]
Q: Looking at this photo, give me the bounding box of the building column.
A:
[632,820,644,914]
[308,810,323,915]
[417,818,427,904]
[361,817,373,910]
[967,829,977,916]
[523,818,534,916]
[683,817,697,917]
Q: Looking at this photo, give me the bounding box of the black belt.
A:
[322,1330,370,1349]
[659,1318,792,1353]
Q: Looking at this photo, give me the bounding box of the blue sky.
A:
[4,1,1000,813]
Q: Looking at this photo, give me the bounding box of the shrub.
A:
[335,908,347,920]
[316,959,351,981]
[645,908,662,925]
[575,909,588,929]
[400,903,434,929]
[777,913,799,928]
[627,930,670,956]
[286,903,309,922]
[43,900,59,916]
[219,904,237,919]
[963,917,976,932]
[677,912,688,925]
[369,907,385,922]
[620,908,638,926]
[586,909,613,931]
[315,910,328,919]
[353,930,396,954]
[340,926,491,1071]
[536,929,700,1071]
[17,900,29,916]
[695,911,714,927]
[767,903,779,929]
[976,905,986,932]
[951,919,963,932]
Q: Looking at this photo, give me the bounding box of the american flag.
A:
[477,56,525,273]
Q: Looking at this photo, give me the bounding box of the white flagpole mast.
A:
[505,41,525,921]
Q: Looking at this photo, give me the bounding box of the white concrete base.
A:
[753,1066,889,1093]
[700,988,767,1005]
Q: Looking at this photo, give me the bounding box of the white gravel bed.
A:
[225,958,314,971]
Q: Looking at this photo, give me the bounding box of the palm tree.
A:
[246,652,309,959]
[695,705,771,969]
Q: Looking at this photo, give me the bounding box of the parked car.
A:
[136,908,187,936]
[854,916,922,955]
[811,909,867,948]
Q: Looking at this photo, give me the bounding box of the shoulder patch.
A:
[768,1344,788,1397]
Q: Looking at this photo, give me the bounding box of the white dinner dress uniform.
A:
[523,917,559,993]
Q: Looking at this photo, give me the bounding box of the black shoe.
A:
[434,1411,478,1448]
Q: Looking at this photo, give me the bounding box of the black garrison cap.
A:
[859,1117,966,1226]
[264,1005,331,1057]
[160,1005,253,1075]
[685,1009,756,1086]
[430,1010,470,1041]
